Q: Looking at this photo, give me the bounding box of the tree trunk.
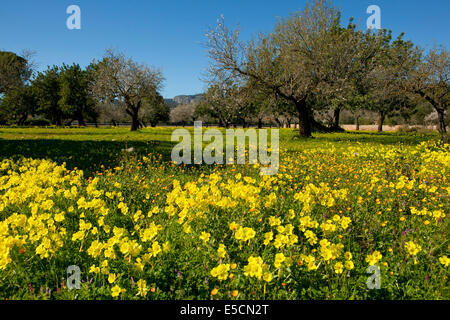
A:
[355,116,360,131]
[18,113,28,126]
[377,112,385,132]
[436,108,447,134]
[332,107,341,129]
[274,117,282,128]
[416,90,447,135]
[126,102,141,131]
[76,111,86,126]
[55,113,63,126]
[296,99,312,137]
[131,113,140,131]
[258,118,263,129]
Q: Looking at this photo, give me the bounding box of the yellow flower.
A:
[344,252,352,260]
[134,258,145,271]
[439,256,449,267]
[200,232,211,243]
[54,212,65,222]
[117,202,128,215]
[136,279,149,297]
[263,232,273,246]
[269,216,281,227]
[211,264,231,281]
[344,260,354,270]
[108,273,117,284]
[404,241,422,256]
[211,288,218,295]
[334,262,344,274]
[244,256,264,280]
[366,251,382,266]
[163,241,170,252]
[149,241,162,257]
[288,209,295,219]
[234,226,256,242]
[111,285,125,298]
[217,244,227,258]
[231,290,239,297]
[229,221,239,231]
[263,272,273,282]
[89,265,100,274]
[274,253,286,269]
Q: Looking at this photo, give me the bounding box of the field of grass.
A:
[0,126,448,300]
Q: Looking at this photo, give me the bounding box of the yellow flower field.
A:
[0,129,449,299]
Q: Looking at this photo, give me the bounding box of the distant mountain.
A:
[164,99,178,109]
[165,94,203,109]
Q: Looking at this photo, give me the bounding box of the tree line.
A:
[0,50,168,131]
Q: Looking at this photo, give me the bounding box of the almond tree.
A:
[407,47,449,134]
[92,50,164,131]
[197,72,250,128]
[205,0,381,137]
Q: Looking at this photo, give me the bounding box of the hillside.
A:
[164,94,203,109]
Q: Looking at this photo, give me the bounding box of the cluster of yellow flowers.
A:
[404,241,422,256]
[366,251,383,266]
[0,138,448,299]
[211,264,231,281]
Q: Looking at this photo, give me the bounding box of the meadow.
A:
[0,126,448,300]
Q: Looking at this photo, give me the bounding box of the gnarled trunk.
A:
[76,111,86,126]
[18,113,28,126]
[332,107,341,129]
[296,99,312,138]
[131,113,140,131]
[126,101,141,131]
[377,111,385,132]
[258,118,263,129]
[436,109,447,134]
[274,117,282,128]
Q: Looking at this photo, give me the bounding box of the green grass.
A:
[0,126,439,176]
[0,126,448,300]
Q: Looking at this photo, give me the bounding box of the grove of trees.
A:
[0,50,169,130]
[200,0,449,136]
[0,0,448,135]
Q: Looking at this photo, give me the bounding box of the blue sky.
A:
[0,0,448,98]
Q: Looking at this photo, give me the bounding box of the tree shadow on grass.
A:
[284,129,437,146]
[0,139,177,177]
[312,131,437,146]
